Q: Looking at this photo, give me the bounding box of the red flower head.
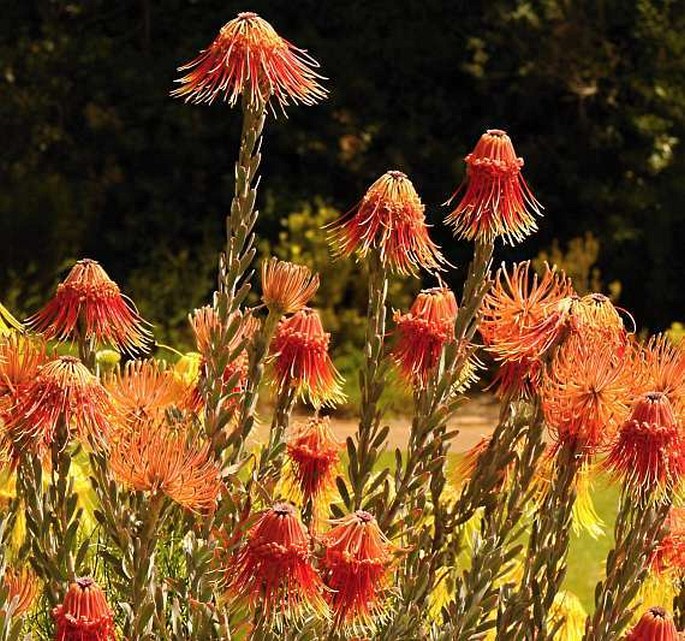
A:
[26,259,152,354]
[286,416,341,502]
[626,607,678,641]
[643,334,685,420]
[261,257,320,315]
[392,287,458,385]
[320,510,395,629]
[271,308,345,407]
[445,129,542,244]
[2,567,38,617]
[328,171,446,276]
[480,262,574,397]
[109,419,221,513]
[542,336,634,452]
[606,392,685,493]
[5,356,112,457]
[651,507,685,575]
[52,577,116,641]
[172,12,327,110]
[231,502,327,621]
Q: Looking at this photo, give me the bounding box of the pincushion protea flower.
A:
[650,507,685,575]
[392,287,458,384]
[261,257,320,315]
[271,308,345,407]
[52,577,115,641]
[172,11,326,109]
[230,502,327,621]
[286,416,340,502]
[542,336,635,451]
[548,590,587,641]
[320,510,395,629]
[643,334,685,420]
[0,334,46,412]
[106,359,180,422]
[26,259,152,354]
[606,392,685,493]
[445,129,542,244]
[5,355,112,456]
[2,567,37,616]
[480,262,574,397]
[328,171,446,276]
[626,607,679,641]
[109,419,221,512]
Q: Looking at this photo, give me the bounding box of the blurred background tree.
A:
[1,0,684,348]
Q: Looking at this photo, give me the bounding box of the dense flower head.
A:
[26,259,152,354]
[271,308,345,407]
[52,577,116,641]
[480,262,574,396]
[445,129,542,244]
[571,293,628,348]
[4,355,112,457]
[320,510,395,629]
[261,257,320,315]
[642,334,685,420]
[626,607,678,641]
[606,392,685,493]
[286,416,341,502]
[109,419,221,512]
[328,171,446,275]
[542,335,635,451]
[231,502,327,621]
[651,507,685,575]
[172,11,326,109]
[392,287,458,384]
[2,567,37,617]
[106,359,180,423]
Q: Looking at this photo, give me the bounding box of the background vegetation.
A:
[2,0,685,350]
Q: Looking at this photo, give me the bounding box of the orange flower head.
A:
[191,307,259,413]
[52,577,115,641]
[109,419,220,512]
[542,336,634,451]
[626,607,678,641]
[172,12,327,110]
[231,502,327,621]
[0,334,46,417]
[480,262,575,397]
[606,392,685,493]
[321,510,396,629]
[392,287,458,384]
[571,293,628,348]
[643,334,685,420]
[271,308,345,407]
[5,356,112,456]
[445,129,542,244]
[106,359,180,423]
[287,416,341,501]
[27,259,152,354]
[651,507,685,575]
[261,258,320,315]
[2,567,38,617]
[328,171,446,275]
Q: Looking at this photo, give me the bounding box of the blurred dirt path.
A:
[253,393,500,453]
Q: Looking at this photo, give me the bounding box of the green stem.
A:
[227,309,281,464]
[350,252,389,510]
[257,385,297,488]
[583,488,671,641]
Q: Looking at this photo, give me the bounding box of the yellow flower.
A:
[572,462,605,539]
[0,302,21,336]
[549,590,587,641]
